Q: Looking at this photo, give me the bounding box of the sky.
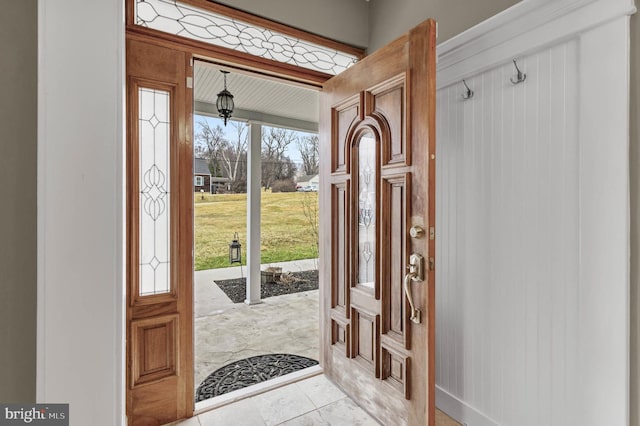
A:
[195,114,316,165]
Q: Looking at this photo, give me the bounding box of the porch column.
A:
[245,121,262,304]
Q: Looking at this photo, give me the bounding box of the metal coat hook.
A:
[461,79,474,100]
[510,59,527,85]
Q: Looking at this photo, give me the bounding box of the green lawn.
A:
[194,191,319,271]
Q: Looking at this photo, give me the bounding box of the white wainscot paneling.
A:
[436,40,580,426]
[436,4,632,421]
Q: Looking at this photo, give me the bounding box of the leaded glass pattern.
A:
[139,88,172,296]
[135,0,359,75]
[358,134,376,288]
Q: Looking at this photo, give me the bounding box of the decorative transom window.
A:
[135,0,359,75]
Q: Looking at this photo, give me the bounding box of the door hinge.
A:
[186,77,193,89]
[429,257,435,271]
[429,227,435,240]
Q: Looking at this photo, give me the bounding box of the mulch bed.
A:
[215,270,318,303]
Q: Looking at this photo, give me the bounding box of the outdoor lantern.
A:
[229,232,242,264]
[216,70,234,126]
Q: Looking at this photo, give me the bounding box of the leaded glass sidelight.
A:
[134,0,359,75]
[357,132,376,288]
[139,88,172,296]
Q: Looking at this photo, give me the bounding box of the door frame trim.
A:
[125,0,363,421]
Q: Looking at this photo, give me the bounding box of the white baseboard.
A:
[436,386,500,426]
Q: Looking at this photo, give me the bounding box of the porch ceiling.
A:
[194,61,320,126]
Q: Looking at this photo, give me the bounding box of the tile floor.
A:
[170,374,461,426]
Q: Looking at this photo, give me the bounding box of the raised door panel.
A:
[351,307,380,377]
[330,179,351,358]
[381,343,411,398]
[331,181,350,315]
[131,314,179,386]
[331,95,361,173]
[368,74,408,167]
[381,174,411,350]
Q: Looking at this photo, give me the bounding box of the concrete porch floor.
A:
[194,259,320,389]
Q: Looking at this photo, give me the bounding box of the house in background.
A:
[194,158,211,194]
[194,157,231,194]
[4,0,640,425]
[295,174,319,191]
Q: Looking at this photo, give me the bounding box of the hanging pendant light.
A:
[216,70,234,126]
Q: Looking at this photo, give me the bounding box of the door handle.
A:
[404,254,424,324]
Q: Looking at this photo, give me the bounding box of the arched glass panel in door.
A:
[357,131,376,289]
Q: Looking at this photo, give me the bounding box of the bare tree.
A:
[194,120,226,177]
[261,127,298,189]
[301,192,319,265]
[297,135,319,176]
[220,121,248,183]
[195,120,248,186]
[262,127,296,158]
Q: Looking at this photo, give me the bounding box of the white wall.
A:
[38,1,124,424]
[435,1,633,424]
[368,0,519,51]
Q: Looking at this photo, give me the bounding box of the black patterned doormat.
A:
[195,354,319,402]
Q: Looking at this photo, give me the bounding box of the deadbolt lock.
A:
[409,225,424,239]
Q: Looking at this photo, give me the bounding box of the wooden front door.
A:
[319,20,436,426]
[126,37,194,425]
